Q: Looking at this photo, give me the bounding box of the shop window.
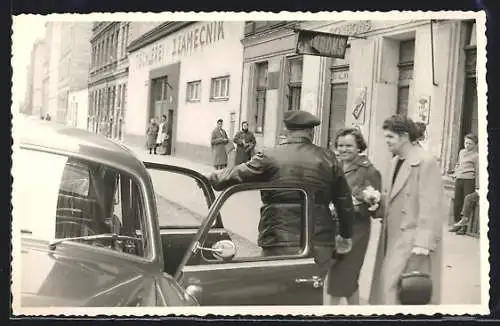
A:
[255,62,268,134]
[397,39,415,116]
[186,80,201,102]
[210,76,230,101]
[287,56,303,112]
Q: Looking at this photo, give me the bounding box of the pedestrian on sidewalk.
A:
[233,121,256,165]
[327,127,383,305]
[156,114,169,155]
[450,133,479,229]
[206,110,355,305]
[146,117,159,155]
[210,119,230,170]
[371,114,443,305]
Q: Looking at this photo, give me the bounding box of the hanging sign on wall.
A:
[295,29,349,58]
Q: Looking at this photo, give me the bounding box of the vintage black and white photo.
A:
[10,11,488,316]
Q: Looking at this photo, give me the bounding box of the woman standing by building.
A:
[326,128,383,305]
[449,133,479,232]
[146,117,159,155]
[156,114,169,155]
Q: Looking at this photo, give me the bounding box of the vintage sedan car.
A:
[14,118,328,307]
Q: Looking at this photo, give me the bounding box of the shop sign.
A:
[416,96,431,124]
[296,29,349,58]
[331,69,349,84]
[134,21,226,69]
[329,20,372,37]
[351,87,367,123]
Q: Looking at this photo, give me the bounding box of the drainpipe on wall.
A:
[236,49,245,131]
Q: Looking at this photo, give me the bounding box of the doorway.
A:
[151,76,174,155]
[327,83,348,149]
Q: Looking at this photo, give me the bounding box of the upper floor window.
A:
[397,39,415,116]
[287,56,303,111]
[210,76,230,101]
[186,80,201,102]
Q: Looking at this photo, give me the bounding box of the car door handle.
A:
[295,276,324,288]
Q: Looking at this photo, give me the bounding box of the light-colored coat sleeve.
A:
[413,155,443,251]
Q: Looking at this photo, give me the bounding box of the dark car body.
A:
[14,118,329,307]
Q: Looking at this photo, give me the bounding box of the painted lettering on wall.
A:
[172,21,225,56]
[135,21,226,69]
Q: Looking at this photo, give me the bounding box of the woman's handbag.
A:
[397,253,433,305]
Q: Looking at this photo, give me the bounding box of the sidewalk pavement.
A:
[123,142,483,305]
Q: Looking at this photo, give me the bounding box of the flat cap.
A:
[283,110,321,130]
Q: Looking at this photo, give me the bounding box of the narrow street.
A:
[125,143,482,305]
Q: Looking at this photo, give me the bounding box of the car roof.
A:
[16,117,147,176]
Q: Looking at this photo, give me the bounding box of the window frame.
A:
[254,61,268,134]
[210,75,230,101]
[186,80,202,103]
[183,182,313,268]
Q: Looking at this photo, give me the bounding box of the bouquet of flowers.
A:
[361,185,382,212]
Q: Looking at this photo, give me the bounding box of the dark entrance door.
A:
[327,83,348,149]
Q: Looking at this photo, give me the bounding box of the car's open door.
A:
[144,162,231,276]
[173,182,325,306]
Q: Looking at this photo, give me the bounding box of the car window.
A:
[59,162,90,197]
[16,148,150,259]
[198,187,308,262]
[147,168,210,228]
[15,148,67,240]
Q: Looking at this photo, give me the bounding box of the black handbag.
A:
[397,253,433,305]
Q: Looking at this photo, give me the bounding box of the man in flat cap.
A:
[206,110,355,304]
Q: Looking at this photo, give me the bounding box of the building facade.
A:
[67,88,89,129]
[88,22,161,139]
[31,40,47,118]
[126,21,245,162]
[45,22,62,120]
[56,22,93,124]
[241,19,478,190]
[23,63,34,115]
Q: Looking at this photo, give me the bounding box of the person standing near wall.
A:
[449,133,479,231]
[210,118,230,170]
[233,121,256,165]
[146,117,159,155]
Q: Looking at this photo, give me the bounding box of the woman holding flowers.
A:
[326,127,383,305]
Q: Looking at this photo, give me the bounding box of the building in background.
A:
[241,20,478,189]
[22,63,34,115]
[67,88,89,129]
[45,22,62,120]
[126,21,245,162]
[30,40,47,118]
[57,22,92,124]
[88,22,157,139]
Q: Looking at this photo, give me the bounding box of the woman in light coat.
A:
[370,115,443,305]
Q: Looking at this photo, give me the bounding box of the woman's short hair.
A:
[241,121,248,126]
[382,114,418,142]
[217,118,223,123]
[334,127,368,152]
[465,133,478,144]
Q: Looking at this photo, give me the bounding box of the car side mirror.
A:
[196,240,236,261]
